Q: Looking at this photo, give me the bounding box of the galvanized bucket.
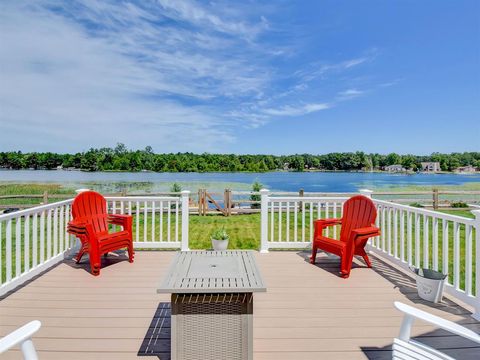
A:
[410,267,447,303]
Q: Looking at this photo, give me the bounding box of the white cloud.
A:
[262,103,330,116]
[0,0,270,152]
[337,88,365,100]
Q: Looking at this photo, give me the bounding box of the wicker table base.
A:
[171,293,253,360]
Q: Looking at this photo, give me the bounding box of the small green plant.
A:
[451,201,468,208]
[211,227,229,240]
[410,202,424,208]
[170,182,182,193]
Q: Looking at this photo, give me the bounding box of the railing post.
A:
[359,189,373,198]
[181,190,190,251]
[433,188,439,210]
[260,189,270,253]
[473,210,480,320]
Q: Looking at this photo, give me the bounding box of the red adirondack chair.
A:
[310,195,380,278]
[67,191,134,276]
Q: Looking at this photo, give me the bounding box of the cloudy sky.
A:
[0,0,479,154]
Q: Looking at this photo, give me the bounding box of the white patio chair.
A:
[393,302,480,359]
[0,320,41,360]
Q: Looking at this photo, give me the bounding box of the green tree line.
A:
[0,144,479,172]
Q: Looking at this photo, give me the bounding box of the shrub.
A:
[410,202,424,208]
[250,180,262,209]
[451,201,468,208]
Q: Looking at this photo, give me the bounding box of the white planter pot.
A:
[211,238,229,251]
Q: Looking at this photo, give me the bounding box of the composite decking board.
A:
[0,251,479,359]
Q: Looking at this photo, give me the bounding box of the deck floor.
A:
[1,250,479,359]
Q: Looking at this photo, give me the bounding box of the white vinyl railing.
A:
[259,189,371,252]
[0,191,190,296]
[259,188,480,319]
[369,199,480,317]
[0,199,73,296]
[105,191,190,250]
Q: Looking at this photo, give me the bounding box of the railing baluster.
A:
[151,201,156,242]
[135,201,140,242]
[15,217,21,277]
[59,206,64,253]
[24,215,30,273]
[159,201,163,242]
[294,202,298,242]
[393,208,398,258]
[453,222,460,290]
[144,201,148,242]
[381,207,386,251]
[278,201,282,242]
[432,217,439,271]
[301,200,306,242]
[309,202,314,241]
[167,200,171,243]
[33,214,38,268]
[465,224,473,295]
[286,201,290,242]
[415,213,420,268]
[53,207,58,256]
[333,202,337,239]
[270,201,274,242]
[442,219,449,279]
[6,219,12,282]
[175,200,179,243]
[46,209,52,259]
[400,210,405,262]
[407,211,412,265]
[387,208,392,255]
[423,215,429,268]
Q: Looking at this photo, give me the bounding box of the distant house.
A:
[420,162,441,172]
[384,164,405,172]
[454,165,477,173]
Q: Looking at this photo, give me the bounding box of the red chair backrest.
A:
[71,191,108,234]
[339,195,377,243]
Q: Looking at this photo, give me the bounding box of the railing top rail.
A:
[268,196,350,202]
[0,199,74,221]
[105,196,181,202]
[373,199,475,224]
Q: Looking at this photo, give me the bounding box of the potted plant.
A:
[211,227,229,251]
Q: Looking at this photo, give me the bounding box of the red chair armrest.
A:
[313,218,342,239]
[352,226,380,237]
[67,221,96,239]
[108,214,132,226]
[314,218,342,227]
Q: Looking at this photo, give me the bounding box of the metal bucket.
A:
[410,267,447,303]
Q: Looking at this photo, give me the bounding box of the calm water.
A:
[1,170,480,193]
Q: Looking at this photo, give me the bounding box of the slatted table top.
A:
[157,251,266,293]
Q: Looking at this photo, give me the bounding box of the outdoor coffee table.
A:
[157,250,266,360]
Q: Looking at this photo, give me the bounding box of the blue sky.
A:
[0,0,479,154]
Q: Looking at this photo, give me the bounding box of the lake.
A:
[1,170,480,193]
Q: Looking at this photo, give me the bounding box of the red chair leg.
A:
[340,250,354,278]
[128,243,134,263]
[310,244,317,264]
[362,254,372,268]
[74,249,85,264]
